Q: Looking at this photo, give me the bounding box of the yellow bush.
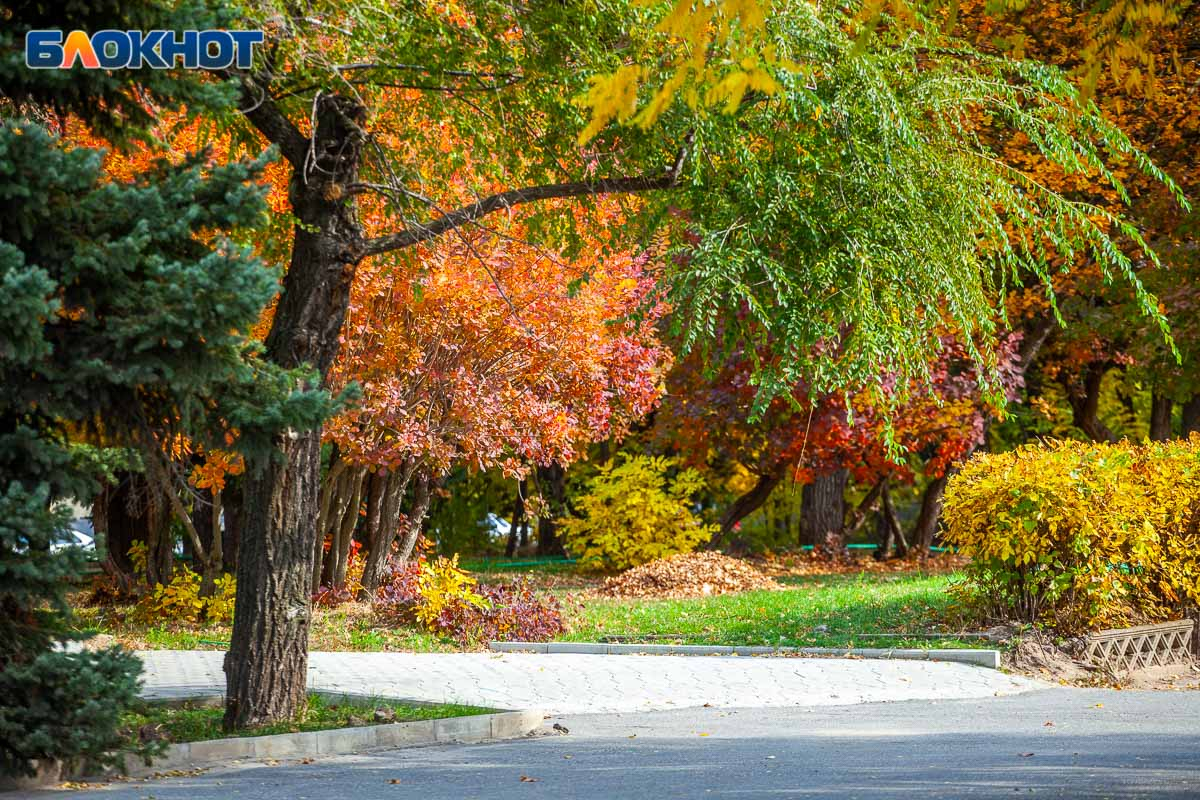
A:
[129,544,237,624]
[561,455,718,572]
[413,555,487,628]
[942,436,1200,633]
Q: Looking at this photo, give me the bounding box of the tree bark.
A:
[395,473,433,563]
[221,478,241,573]
[359,462,416,596]
[224,93,367,731]
[535,463,568,557]
[330,468,365,588]
[800,468,848,552]
[224,432,322,730]
[1183,394,1200,437]
[1149,392,1173,441]
[710,466,787,548]
[314,457,349,593]
[876,479,908,559]
[843,479,885,539]
[1063,363,1118,443]
[190,486,225,597]
[911,472,951,556]
[94,473,165,592]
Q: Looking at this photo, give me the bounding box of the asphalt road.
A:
[27,689,1200,799]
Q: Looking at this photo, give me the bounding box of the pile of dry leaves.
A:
[600,552,781,598]
[755,550,969,578]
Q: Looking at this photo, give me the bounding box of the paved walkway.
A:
[138,651,1043,714]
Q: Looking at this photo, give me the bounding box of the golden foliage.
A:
[561,455,718,571]
[943,436,1200,632]
[413,555,488,628]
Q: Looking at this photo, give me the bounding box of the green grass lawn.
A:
[560,571,978,649]
[123,694,492,743]
[74,568,975,652]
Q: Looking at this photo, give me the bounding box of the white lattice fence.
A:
[1083,620,1196,674]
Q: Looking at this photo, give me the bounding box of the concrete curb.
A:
[489,641,1002,669]
[114,709,544,779]
[0,709,545,790]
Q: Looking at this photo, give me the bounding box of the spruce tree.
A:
[0,0,327,777]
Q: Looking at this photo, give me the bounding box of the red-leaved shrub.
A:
[430,579,566,644]
[374,562,565,645]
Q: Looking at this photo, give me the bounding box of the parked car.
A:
[49,521,95,554]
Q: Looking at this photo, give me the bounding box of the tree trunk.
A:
[876,478,908,559]
[1183,394,1200,437]
[505,478,528,558]
[224,93,367,731]
[800,468,848,552]
[911,472,950,556]
[843,479,885,539]
[140,482,173,588]
[222,478,241,573]
[359,463,415,596]
[328,467,365,589]
[1063,363,1118,443]
[710,466,787,548]
[94,473,161,593]
[191,486,216,591]
[1150,392,1173,441]
[95,475,138,580]
[395,474,433,562]
[314,458,349,593]
[535,463,567,557]
[224,432,322,730]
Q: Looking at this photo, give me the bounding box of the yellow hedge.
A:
[942,435,1200,633]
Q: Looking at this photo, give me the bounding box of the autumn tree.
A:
[659,331,1025,553]
[317,209,670,595]
[198,0,1178,728]
[959,0,1199,444]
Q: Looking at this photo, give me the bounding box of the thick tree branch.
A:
[358,171,681,257]
[238,77,308,167]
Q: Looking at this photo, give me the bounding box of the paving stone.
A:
[135,650,1043,716]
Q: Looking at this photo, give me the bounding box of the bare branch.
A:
[359,171,679,258]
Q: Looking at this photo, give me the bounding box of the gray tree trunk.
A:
[224,93,367,731]
[801,468,848,552]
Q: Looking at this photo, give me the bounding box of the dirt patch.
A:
[600,552,781,599]
[999,627,1200,690]
[1002,631,1103,685]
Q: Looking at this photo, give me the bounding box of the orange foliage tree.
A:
[315,207,671,594]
